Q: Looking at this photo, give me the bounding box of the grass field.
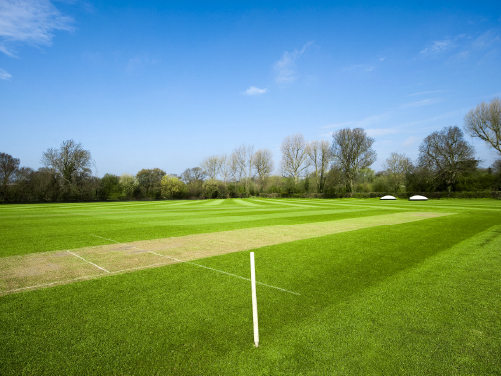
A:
[1,198,500,375]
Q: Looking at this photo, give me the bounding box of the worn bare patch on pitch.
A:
[0,251,107,292]
[0,212,451,294]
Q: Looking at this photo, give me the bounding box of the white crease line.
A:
[1,263,171,295]
[1,274,104,294]
[149,252,300,296]
[67,250,110,273]
[90,234,300,296]
[90,234,124,244]
[112,263,171,273]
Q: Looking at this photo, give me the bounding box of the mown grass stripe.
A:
[1,200,499,375]
[1,212,451,294]
[149,251,300,295]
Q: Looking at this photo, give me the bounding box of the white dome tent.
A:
[409,195,428,201]
[380,195,396,200]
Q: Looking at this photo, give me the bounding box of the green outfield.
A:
[1,198,500,375]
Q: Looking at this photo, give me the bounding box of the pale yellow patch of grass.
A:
[0,212,451,295]
[0,251,105,292]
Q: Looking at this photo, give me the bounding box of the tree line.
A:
[1,98,500,203]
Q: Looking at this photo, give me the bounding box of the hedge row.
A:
[258,191,501,199]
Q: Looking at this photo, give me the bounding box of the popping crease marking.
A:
[0,263,169,295]
[67,250,110,273]
[90,234,300,296]
[149,251,301,296]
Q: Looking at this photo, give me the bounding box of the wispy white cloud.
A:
[344,63,375,72]
[472,29,500,49]
[409,90,445,96]
[274,41,313,83]
[0,67,12,80]
[366,128,399,137]
[0,44,15,57]
[420,39,455,54]
[0,0,74,56]
[397,109,466,130]
[344,55,387,73]
[402,136,421,147]
[420,31,500,60]
[125,55,159,74]
[322,113,391,129]
[243,86,267,95]
[400,98,442,108]
[127,56,145,73]
[453,50,470,60]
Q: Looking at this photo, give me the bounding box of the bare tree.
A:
[253,149,274,191]
[233,144,255,193]
[40,140,93,187]
[331,128,377,195]
[464,97,501,154]
[201,155,223,180]
[281,134,309,184]
[181,167,206,184]
[229,152,242,182]
[382,152,413,193]
[218,154,234,186]
[418,126,477,192]
[181,167,206,198]
[307,140,332,193]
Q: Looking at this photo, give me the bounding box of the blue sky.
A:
[1,1,501,177]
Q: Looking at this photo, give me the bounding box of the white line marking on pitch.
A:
[149,252,301,296]
[66,250,110,273]
[1,263,168,295]
[90,234,300,295]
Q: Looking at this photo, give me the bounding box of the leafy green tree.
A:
[492,160,501,191]
[227,182,237,198]
[354,168,374,193]
[136,168,166,198]
[161,175,187,199]
[322,168,348,198]
[405,166,437,193]
[29,168,60,202]
[0,152,20,202]
[303,176,310,192]
[181,167,206,198]
[8,167,33,203]
[372,172,391,193]
[98,174,121,200]
[356,167,375,184]
[456,168,496,191]
[119,173,139,199]
[202,179,219,199]
[181,167,206,184]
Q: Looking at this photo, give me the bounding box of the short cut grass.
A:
[1,198,500,375]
